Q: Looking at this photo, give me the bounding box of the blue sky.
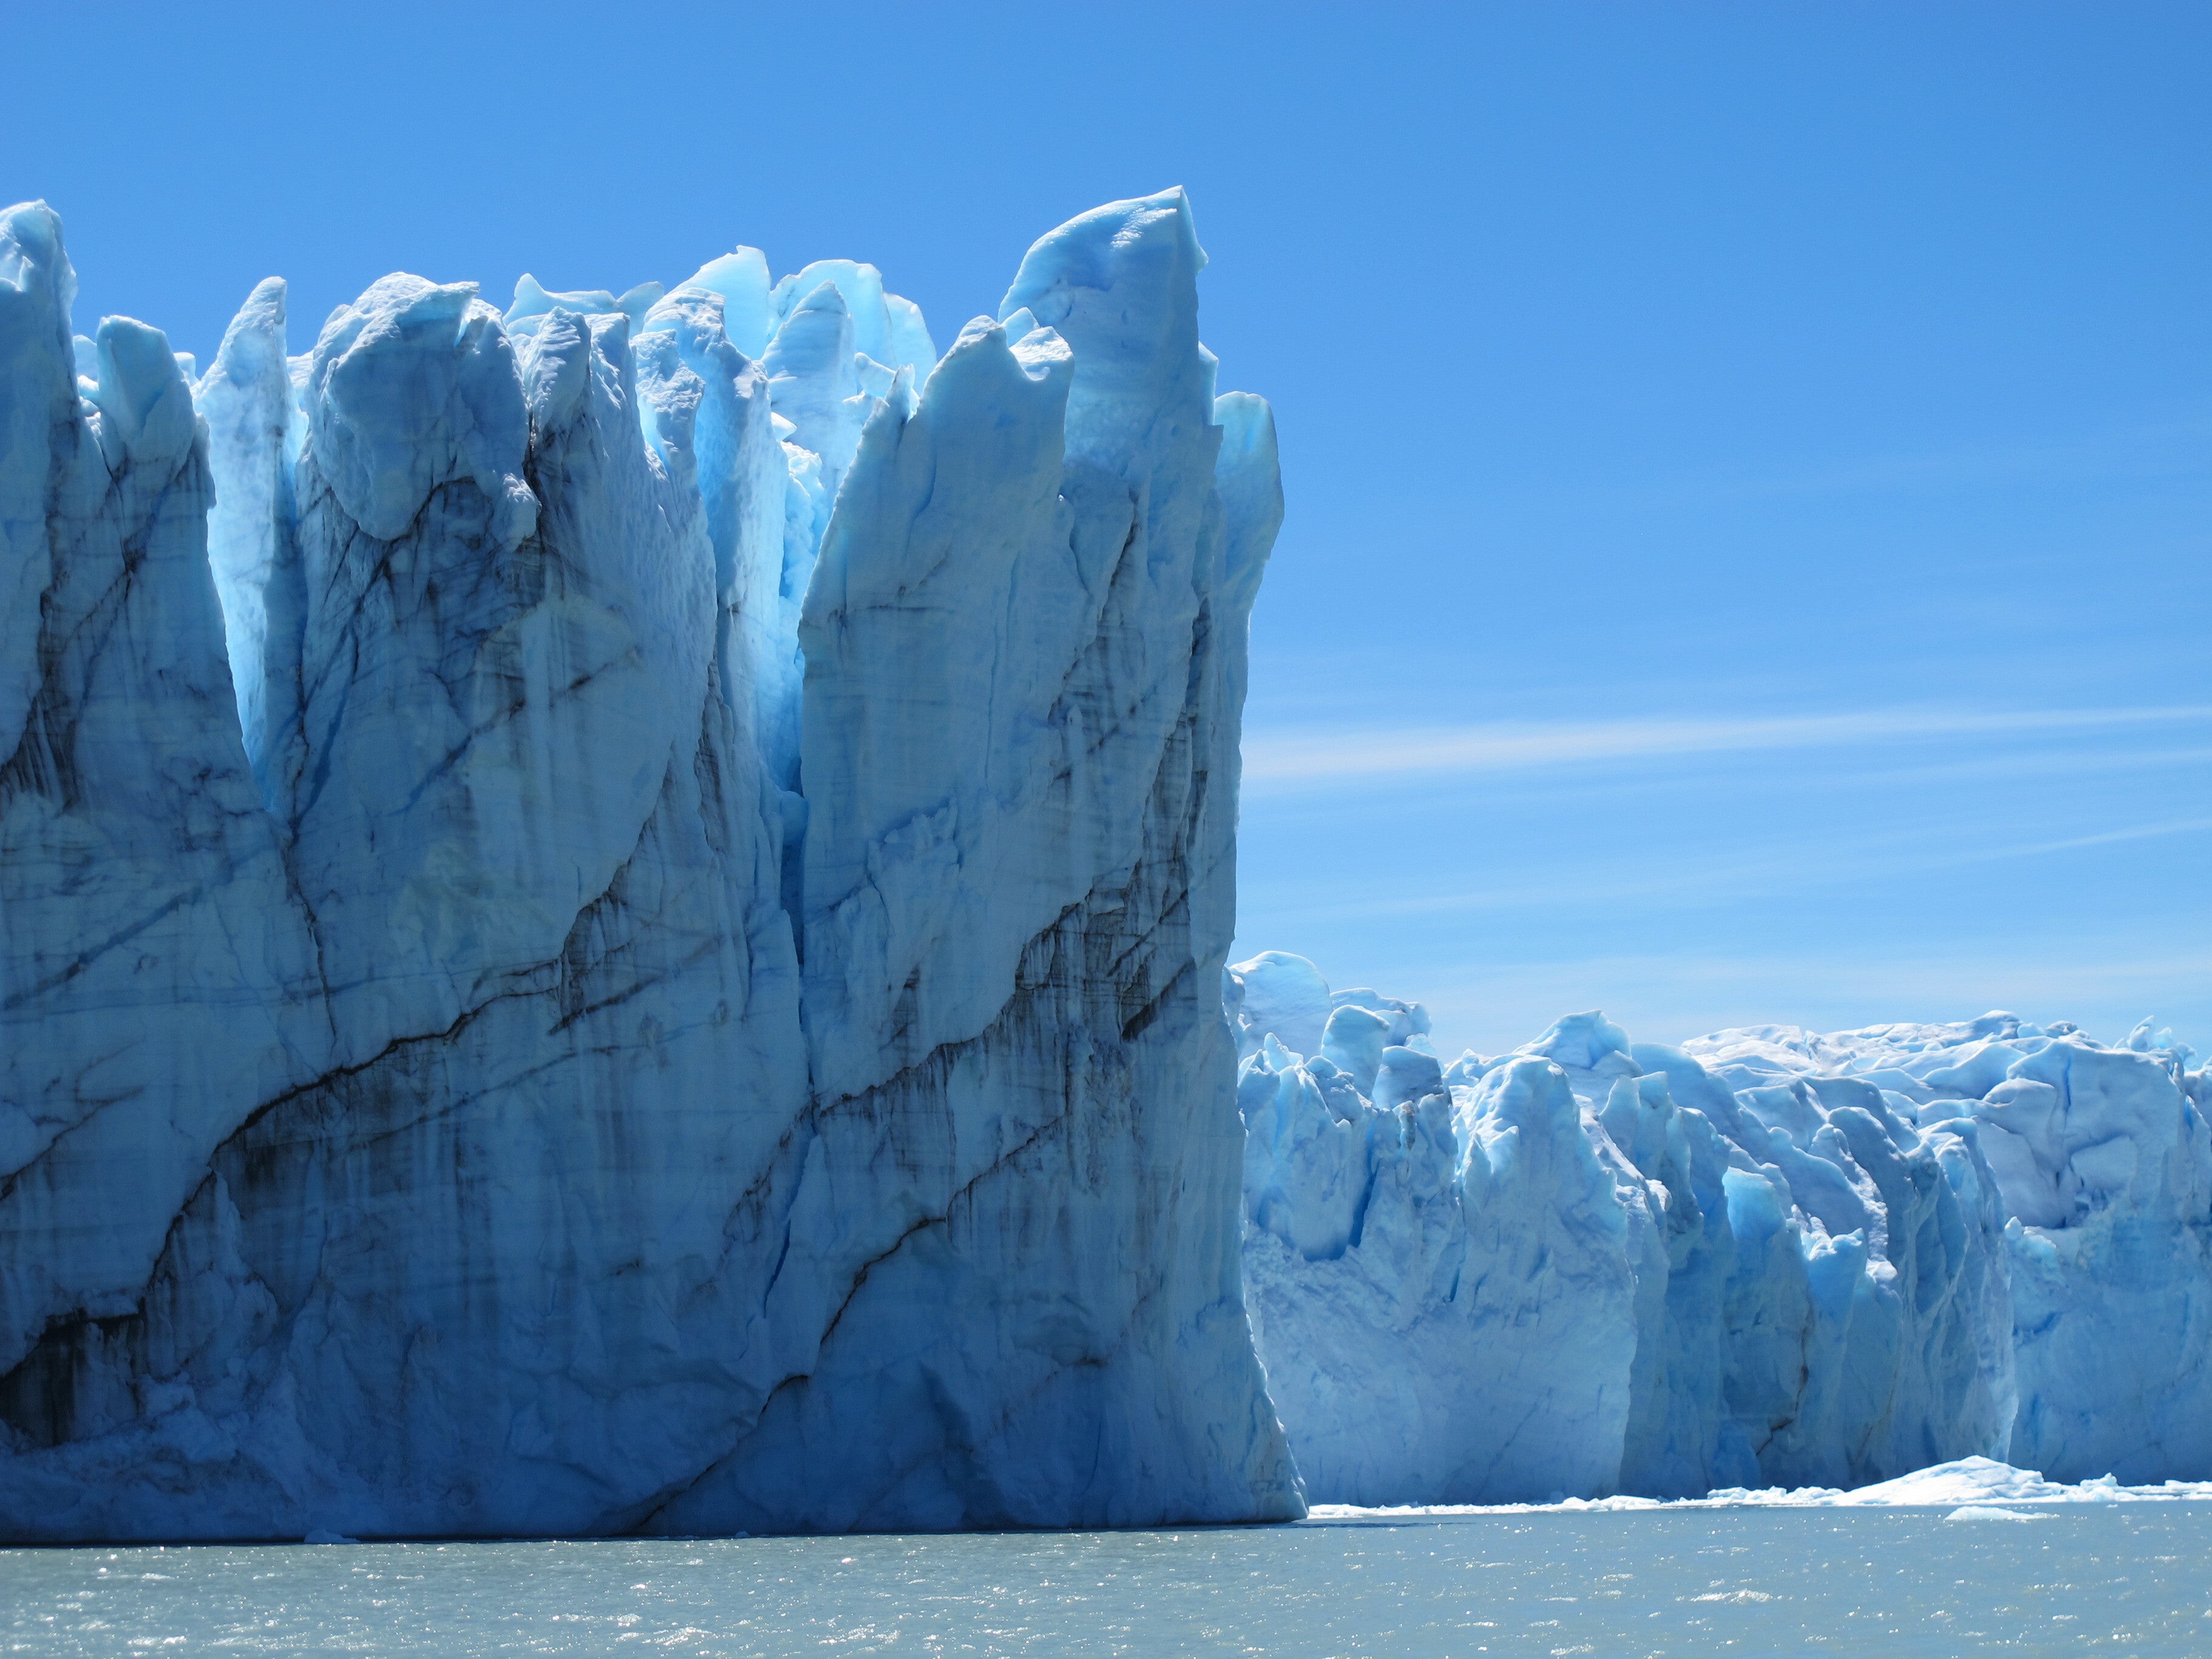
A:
[11,2,2207,1056]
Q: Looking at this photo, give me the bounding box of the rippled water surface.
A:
[7,1506,2209,1656]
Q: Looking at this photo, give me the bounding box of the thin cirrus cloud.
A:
[1239,704,2212,788]
[1245,813,2212,926]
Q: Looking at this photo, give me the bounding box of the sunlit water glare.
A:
[7,1505,2209,1656]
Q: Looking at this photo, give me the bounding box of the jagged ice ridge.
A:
[1230,951,2212,1506]
[0,190,1296,1540]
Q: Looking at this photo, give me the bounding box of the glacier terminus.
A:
[1231,953,2211,1506]
[1,190,2205,1540]
[0,190,1294,1538]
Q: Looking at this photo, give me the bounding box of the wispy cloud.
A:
[1241,815,2212,925]
[1241,705,2212,787]
[2007,817,2212,859]
[1809,743,2212,793]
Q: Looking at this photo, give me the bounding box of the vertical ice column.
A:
[768,258,937,389]
[1236,1007,1643,1505]
[650,189,1299,1532]
[1674,1028,2029,1490]
[1592,1061,1739,1497]
[195,277,299,795]
[235,281,803,1535]
[792,315,1078,1069]
[242,270,790,1047]
[742,257,940,916]
[0,204,321,1448]
[1992,1038,2212,1481]
[269,275,541,1042]
[0,272,817,1541]
[683,247,776,358]
[633,284,788,802]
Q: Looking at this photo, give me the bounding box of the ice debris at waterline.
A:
[0,190,1299,1541]
[1229,951,2212,1507]
[1304,1456,2212,1519]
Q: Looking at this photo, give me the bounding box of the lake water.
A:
[5,1505,2208,1657]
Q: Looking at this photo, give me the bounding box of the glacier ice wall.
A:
[1686,1014,2212,1485]
[656,196,1292,1532]
[0,190,1298,1540]
[0,209,328,1433]
[1231,953,2210,1504]
[11,176,2197,1535]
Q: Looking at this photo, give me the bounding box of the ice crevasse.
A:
[0,189,1301,1539]
[1230,951,2212,1505]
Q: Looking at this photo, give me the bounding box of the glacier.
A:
[0,190,1298,1540]
[4,181,2207,1543]
[1686,1010,2212,1486]
[1231,951,2212,1506]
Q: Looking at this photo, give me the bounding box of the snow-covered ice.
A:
[0,190,1296,1540]
[1233,953,2210,1506]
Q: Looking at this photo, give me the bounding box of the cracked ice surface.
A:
[0,190,1298,1540]
[1232,951,2212,1506]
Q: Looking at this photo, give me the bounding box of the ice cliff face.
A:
[7,181,2200,1538]
[1687,1014,2212,1486]
[1232,953,2208,1505]
[0,191,1299,1540]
